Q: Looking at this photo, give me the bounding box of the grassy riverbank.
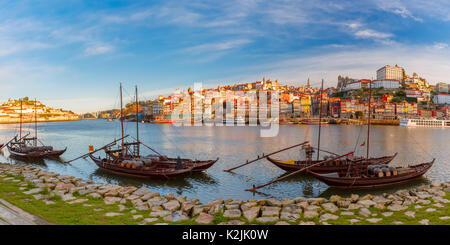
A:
[1,164,449,225]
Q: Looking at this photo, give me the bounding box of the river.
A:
[0,119,448,202]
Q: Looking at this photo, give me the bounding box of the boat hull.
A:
[308,160,434,188]
[7,146,66,160]
[158,157,219,172]
[267,153,397,174]
[89,154,195,179]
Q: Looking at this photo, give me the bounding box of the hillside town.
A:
[96,65,449,123]
[0,97,80,123]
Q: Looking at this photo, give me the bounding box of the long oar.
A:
[310,146,340,156]
[17,133,30,142]
[224,141,309,173]
[65,135,129,163]
[0,135,18,151]
[245,151,354,192]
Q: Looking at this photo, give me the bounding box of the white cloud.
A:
[375,0,450,22]
[431,42,449,50]
[354,29,392,39]
[201,44,450,88]
[83,44,115,56]
[182,39,252,54]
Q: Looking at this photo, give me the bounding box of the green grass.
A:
[0,174,152,225]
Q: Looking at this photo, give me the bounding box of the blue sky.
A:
[0,0,449,113]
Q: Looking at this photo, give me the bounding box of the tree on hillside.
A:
[395,90,406,97]
[355,111,363,119]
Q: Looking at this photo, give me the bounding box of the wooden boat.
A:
[8,139,66,160]
[68,84,218,179]
[267,152,397,174]
[6,99,66,160]
[307,82,434,189]
[244,80,432,193]
[302,120,329,125]
[151,119,174,124]
[308,159,434,188]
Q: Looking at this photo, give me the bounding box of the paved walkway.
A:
[0,198,51,225]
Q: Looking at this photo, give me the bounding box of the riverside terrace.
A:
[0,163,449,225]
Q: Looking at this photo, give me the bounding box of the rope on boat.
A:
[406,129,434,161]
[353,124,364,154]
[224,141,310,172]
[65,135,129,163]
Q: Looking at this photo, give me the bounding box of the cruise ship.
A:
[400,118,450,128]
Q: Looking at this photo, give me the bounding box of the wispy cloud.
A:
[182,39,252,54]
[233,43,450,87]
[83,43,115,56]
[431,42,449,50]
[345,21,393,41]
[374,0,450,22]
[376,0,423,22]
[354,29,392,39]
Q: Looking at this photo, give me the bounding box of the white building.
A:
[435,82,449,94]
[372,79,400,90]
[433,94,450,104]
[341,80,370,91]
[376,65,403,80]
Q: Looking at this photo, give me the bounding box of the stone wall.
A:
[0,163,449,225]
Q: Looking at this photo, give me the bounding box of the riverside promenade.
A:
[0,198,50,225]
[0,163,449,225]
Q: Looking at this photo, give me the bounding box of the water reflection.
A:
[0,120,448,202]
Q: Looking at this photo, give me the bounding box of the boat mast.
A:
[120,83,124,157]
[135,85,140,157]
[317,79,324,160]
[366,80,372,176]
[19,99,22,139]
[34,99,37,146]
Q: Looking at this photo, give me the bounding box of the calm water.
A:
[0,120,448,202]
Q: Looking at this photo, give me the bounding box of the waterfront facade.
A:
[433,94,450,105]
[372,79,400,90]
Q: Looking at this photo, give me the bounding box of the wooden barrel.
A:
[382,168,391,177]
[389,167,398,176]
[373,168,384,177]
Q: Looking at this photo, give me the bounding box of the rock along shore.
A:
[0,163,449,225]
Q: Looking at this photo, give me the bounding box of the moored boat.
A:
[400,118,450,128]
[267,79,396,173]
[7,141,66,159]
[267,152,397,174]
[307,81,435,189]
[88,154,194,179]
[68,84,218,179]
[6,99,66,160]
[308,159,434,188]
